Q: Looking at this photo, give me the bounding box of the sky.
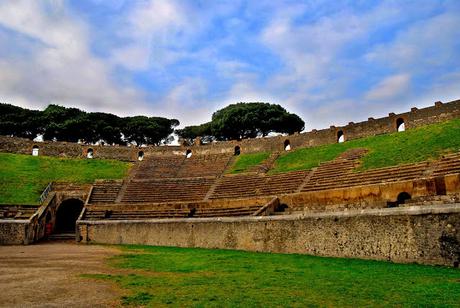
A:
[0,0,459,130]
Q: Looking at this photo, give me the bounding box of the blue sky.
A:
[0,0,459,129]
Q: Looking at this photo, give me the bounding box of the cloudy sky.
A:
[0,0,459,129]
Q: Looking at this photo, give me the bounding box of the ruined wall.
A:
[78,204,460,267]
[1,99,459,159]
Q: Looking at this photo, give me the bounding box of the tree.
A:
[0,103,44,138]
[207,102,304,140]
[0,103,179,145]
[122,116,179,146]
[176,122,213,144]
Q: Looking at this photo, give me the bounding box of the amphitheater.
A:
[1,99,460,268]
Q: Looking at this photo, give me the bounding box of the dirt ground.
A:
[0,241,122,307]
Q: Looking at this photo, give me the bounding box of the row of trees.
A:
[0,103,179,145]
[0,102,305,145]
[176,102,305,144]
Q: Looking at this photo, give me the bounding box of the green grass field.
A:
[228,152,270,173]
[271,118,460,173]
[0,153,130,205]
[84,245,460,307]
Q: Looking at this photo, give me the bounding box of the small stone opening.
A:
[397,192,411,205]
[284,139,291,151]
[137,151,144,161]
[337,130,345,143]
[185,149,192,158]
[32,145,39,156]
[86,148,94,159]
[396,118,405,132]
[234,146,241,156]
[275,203,289,212]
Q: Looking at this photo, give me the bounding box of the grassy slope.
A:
[228,152,270,174]
[85,245,460,307]
[0,153,130,205]
[272,118,460,173]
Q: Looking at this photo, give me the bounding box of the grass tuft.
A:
[228,152,270,173]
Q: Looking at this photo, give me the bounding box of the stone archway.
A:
[396,118,405,132]
[284,139,291,151]
[54,198,84,234]
[337,130,345,143]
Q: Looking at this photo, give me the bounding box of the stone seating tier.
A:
[83,204,263,220]
[88,180,123,204]
[134,153,232,180]
[120,177,215,203]
[209,170,309,199]
[0,205,38,220]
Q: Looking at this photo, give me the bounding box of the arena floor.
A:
[0,241,121,307]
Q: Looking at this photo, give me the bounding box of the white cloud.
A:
[365,74,411,101]
[0,0,150,116]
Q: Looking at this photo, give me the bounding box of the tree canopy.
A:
[0,103,179,146]
[176,102,304,143]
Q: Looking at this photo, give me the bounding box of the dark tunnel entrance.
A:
[54,199,84,234]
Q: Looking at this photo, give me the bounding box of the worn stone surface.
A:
[78,204,460,266]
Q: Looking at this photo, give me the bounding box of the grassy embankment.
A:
[84,245,460,307]
[0,153,130,205]
[271,117,460,173]
[228,152,270,173]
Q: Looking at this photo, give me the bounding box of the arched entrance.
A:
[284,139,291,151]
[234,146,241,156]
[396,118,405,132]
[54,199,84,234]
[138,150,144,161]
[86,148,94,158]
[397,192,411,205]
[337,130,345,143]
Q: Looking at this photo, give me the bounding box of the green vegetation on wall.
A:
[272,118,460,173]
[84,245,460,307]
[0,153,130,204]
[228,152,270,173]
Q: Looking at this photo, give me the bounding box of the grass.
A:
[228,152,270,173]
[85,245,460,307]
[272,118,460,173]
[0,153,131,205]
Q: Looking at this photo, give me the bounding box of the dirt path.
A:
[0,241,122,307]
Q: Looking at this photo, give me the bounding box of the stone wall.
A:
[77,204,460,266]
[280,175,459,212]
[0,221,29,245]
[1,99,459,159]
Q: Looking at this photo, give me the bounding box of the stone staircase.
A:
[88,180,123,204]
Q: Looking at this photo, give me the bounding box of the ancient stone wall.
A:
[1,99,459,159]
[77,204,460,266]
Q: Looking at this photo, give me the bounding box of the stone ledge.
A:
[78,203,460,225]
